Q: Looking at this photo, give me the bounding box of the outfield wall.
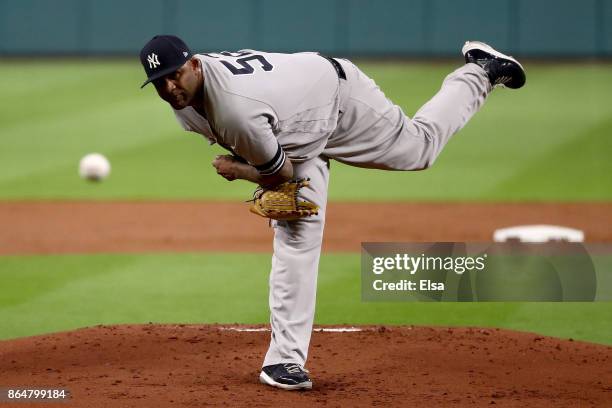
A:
[0,0,609,57]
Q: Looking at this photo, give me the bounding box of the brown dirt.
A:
[1,324,610,407]
[2,202,611,406]
[1,201,611,255]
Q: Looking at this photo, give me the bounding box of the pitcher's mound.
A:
[2,324,610,407]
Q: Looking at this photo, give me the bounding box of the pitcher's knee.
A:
[399,132,440,170]
[408,119,446,169]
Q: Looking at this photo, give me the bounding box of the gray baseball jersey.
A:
[174,51,341,175]
[172,50,491,369]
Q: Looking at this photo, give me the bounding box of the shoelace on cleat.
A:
[494,75,511,87]
[471,55,514,89]
[283,363,304,374]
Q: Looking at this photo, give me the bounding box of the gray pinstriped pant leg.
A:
[263,157,329,367]
[325,61,491,170]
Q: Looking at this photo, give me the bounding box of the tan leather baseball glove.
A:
[249,179,319,221]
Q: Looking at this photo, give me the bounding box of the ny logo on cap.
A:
[147,53,160,69]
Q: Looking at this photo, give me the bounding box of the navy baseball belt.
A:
[320,55,347,80]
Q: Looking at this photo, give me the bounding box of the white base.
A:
[493,224,585,243]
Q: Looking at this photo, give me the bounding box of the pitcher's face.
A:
[153,58,201,110]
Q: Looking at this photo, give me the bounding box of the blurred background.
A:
[1,0,610,200]
[0,0,610,344]
[1,0,610,57]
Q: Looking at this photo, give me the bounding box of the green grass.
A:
[0,60,610,201]
[1,253,610,344]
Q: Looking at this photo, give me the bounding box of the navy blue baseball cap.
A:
[139,35,193,88]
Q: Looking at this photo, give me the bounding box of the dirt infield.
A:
[2,202,611,406]
[1,201,611,254]
[1,324,610,407]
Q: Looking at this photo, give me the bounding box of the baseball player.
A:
[139,35,525,390]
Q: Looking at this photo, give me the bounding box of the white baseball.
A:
[79,153,111,181]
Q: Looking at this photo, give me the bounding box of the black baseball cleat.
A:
[259,363,313,390]
[462,41,526,89]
